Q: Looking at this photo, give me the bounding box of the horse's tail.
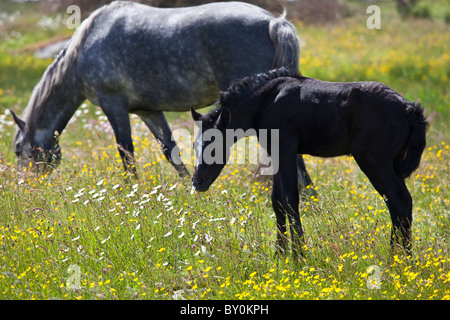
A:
[397,102,428,179]
[268,10,300,74]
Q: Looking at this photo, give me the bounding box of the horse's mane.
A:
[22,47,72,133]
[22,48,66,115]
[22,5,103,131]
[219,67,298,108]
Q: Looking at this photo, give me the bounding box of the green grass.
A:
[0,1,449,300]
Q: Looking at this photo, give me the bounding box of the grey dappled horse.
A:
[11,1,311,186]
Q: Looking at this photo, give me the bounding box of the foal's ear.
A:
[216,107,231,129]
[10,109,26,131]
[347,86,363,104]
[191,108,203,122]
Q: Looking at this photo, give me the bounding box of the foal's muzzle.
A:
[192,176,209,192]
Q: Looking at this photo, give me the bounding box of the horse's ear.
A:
[191,108,203,122]
[216,107,231,129]
[10,109,26,131]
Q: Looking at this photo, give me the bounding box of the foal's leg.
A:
[136,110,189,178]
[97,93,136,174]
[272,173,288,253]
[278,152,305,258]
[354,157,413,254]
[297,155,314,191]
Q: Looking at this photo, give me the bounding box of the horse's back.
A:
[74,1,278,110]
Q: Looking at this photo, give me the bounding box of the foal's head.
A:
[11,110,61,173]
[191,107,231,192]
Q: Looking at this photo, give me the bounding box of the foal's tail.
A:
[397,102,428,179]
[268,10,300,74]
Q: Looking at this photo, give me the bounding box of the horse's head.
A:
[191,107,231,192]
[11,110,61,173]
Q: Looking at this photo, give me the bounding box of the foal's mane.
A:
[203,68,297,123]
[219,67,297,108]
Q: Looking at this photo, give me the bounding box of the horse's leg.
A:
[136,110,189,178]
[278,151,304,258]
[354,157,413,254]
[97,93,136,174]
[271,172,288,254]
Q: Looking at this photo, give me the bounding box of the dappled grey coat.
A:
[12,1,307,181]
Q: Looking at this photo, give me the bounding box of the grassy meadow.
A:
[0,2,449,300]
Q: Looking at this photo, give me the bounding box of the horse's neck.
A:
[25,59,81,144]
